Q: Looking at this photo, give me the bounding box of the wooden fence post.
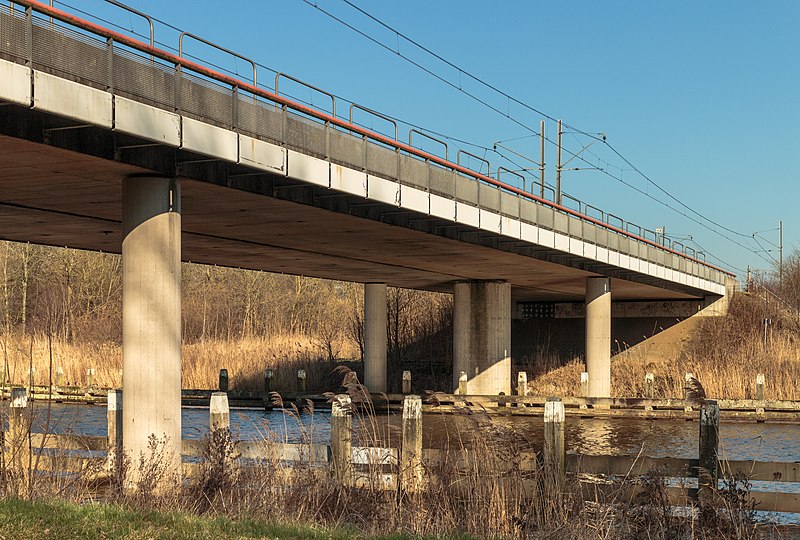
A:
[684,372,694,412]
[297,369,307,394]
[580,372,589,409]
[402,370,412,394]
[544,398,565,489]
[331,394,352,486]
[517,371,528,397]
[107,390,122,470]
[9,387,30,474]
[210,392,230,431]
[263,369,273,411]
[401,395,423,492]
[218,369,229,392]
[698,400,719,508]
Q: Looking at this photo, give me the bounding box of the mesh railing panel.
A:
[429,167,454,198]
[500,191,519,218]
[0,9,27,62]
[328,127,364,169]
[455,174,479,206]
[398,155,428,189]
[112,47,175,110]
[32,19,107,88]
[478,183,500,213]
[284,112,327,158]
[179,71,233,127]
[366,141,398,180]
[237,96,283,142]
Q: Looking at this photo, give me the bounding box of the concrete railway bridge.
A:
[0,1,735,477]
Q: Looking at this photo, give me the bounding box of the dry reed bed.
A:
[0,333,355,393]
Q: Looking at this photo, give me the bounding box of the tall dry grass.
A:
[0,332,356,394]
[529,293,800,400]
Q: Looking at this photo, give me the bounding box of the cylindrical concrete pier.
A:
[452,281,511,395]
[122,175,181,485]
[585,277,611,397]
[364,283,387,393]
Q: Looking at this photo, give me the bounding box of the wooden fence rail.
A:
[3,388,799,513]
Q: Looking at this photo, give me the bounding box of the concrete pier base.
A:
[122,175,181,485]
[364,283,387,393]
[453,281,511,395]
[585,277,611,397]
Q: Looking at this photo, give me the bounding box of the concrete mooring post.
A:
[9,388,31,474]
[107,390,122,470]
[331,394,352,486]
[297,369,307,393]
[55,366,64,388]
[684,372,695,412]
[645,372,655,411]
[263,369,273,411]
[402,370,412,394]
[544,398,566,490]
[755,373,765,401]
[218,369,229,392]
[458,371,468,396]
[86,368,95,388]
[401,395,423,492]
[210,392,230,431]
[517,371,528,397]
[698,400,720,507]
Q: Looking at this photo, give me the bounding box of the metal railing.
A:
[2,0,731,282]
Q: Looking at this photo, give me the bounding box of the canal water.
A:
[21,401,800,463]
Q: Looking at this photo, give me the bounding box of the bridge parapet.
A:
[0,1,732,294]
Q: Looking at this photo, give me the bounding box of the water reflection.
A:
[14,402,800,464]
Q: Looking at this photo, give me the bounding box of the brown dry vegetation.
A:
[529,292,800,400]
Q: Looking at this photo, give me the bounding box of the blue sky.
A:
[73,0,799,279]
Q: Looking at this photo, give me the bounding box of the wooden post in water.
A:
[580,372,589,409]
[330,394,352,487]
[683,372,694,412]
[544,398,565,490]
[755,373,765,414]
[402,370,412,394]
[210,392,230,431]
[263,369,273,411]
[458,371,467,396]
[297,369,307,394]
[401,395,423,492]
[517,371,528,396]
[218,369,229,392]
[698,400,719,509]
[107,390,122,470]
[9,387,30,474]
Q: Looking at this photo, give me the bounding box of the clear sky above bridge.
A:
[76,0,799,280]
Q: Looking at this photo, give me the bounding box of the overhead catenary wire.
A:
[302,0,767,265]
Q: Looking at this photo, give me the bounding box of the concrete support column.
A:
[585,277,611,397]
[364,283,387,393]
[122,175,181,484]
[452,281,511,395]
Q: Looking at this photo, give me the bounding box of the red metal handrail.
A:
[11,0,734,278]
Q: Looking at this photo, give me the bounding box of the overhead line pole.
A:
[539,120,546,198]
[556,119,563,205]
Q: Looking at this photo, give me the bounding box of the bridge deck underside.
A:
[0,135,697,302]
